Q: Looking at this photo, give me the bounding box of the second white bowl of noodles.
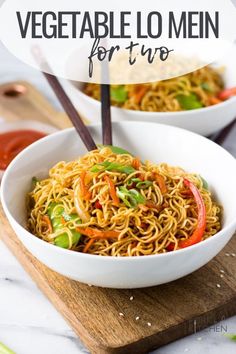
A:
[62,45,236,136]
[1,122,236,288]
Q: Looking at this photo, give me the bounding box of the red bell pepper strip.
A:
[218,87,236,101]
[178,178,206,248]
[166,178,206,251]
[95,201,102,209]
[166,243,175,251]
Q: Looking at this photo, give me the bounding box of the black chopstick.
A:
[32,47,97,151]
[100,47,112,146]
[43,73,97,151]
[211,118,236,146]
[101,84,112,145]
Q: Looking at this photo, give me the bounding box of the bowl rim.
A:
[1,121,236,262]
[73,81,236,116]
[0,120,58,132]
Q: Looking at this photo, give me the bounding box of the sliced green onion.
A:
[98,144,132,156]
[91,161,135,174]
[126,178,153,189]
[129,189,146,204]
[90,161,111,173]
[136,181,153,189]
[117,186,146,208]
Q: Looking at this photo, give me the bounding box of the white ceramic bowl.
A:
[0,120,58,180]
[63,46,236,136]
[1,122,236,288]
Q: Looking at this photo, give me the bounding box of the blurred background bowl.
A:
[62,46,236,136]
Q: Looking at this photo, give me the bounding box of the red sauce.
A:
[0,130,46,170]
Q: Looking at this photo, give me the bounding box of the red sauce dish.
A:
[0,130,46,170]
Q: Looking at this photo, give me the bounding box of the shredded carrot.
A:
[105,175,120,206]
[153,173,167,194]
[83,238,95,253]
[132,157,141,170]
[134,86,148,104]
[208,96,222,105]
[138,173,145,181]
[76,227,120,239]
[146,201,162,211]
[80,171,91,201]
[61,217,66,225]
[42,215,52,233]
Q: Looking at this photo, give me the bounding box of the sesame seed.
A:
[225,253,230,257]
[216,284,221,288]
[119,312,124,317]
[135,316,140,321]
[232,253,236,257]
[147,322,152,327]
[220,274,224,278]
[197,337,202,341]
[220,269,225,273]
[130,296,134,301]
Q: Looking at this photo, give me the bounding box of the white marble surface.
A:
[0,41,236,354]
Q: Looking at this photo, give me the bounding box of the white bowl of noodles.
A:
[62,45,236,136]
[1,122,236,288]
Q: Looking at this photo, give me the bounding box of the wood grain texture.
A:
[0,81,75,129]
[0,205,235,354]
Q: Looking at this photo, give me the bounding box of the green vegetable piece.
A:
[129,189,146,204]
[54,230,81,249]
[91,161,135,174]
[52,217,63,230]
[127,178,140,186]
[136,181,153,189]
[47,202,58,218]
[47,203,82,248]
[0,342,15,354]
[224,334,236,342]
[32,176,39,188]
[115,165,136,174]
[117,187,132,207]
[127,178,152,189]
[111,86,128,103]
[62,212,81,225]
[90,161,111,173]
[201,82,213,92]
[199,175,209,190]
[117,186,146,208]
[98,144,132,156]
[131,178,142,183]
[176,93,203,110]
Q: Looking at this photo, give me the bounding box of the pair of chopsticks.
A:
[34,50,112,151]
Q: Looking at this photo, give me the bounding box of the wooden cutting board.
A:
[0,80,87,129]
[0,205,235,354]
